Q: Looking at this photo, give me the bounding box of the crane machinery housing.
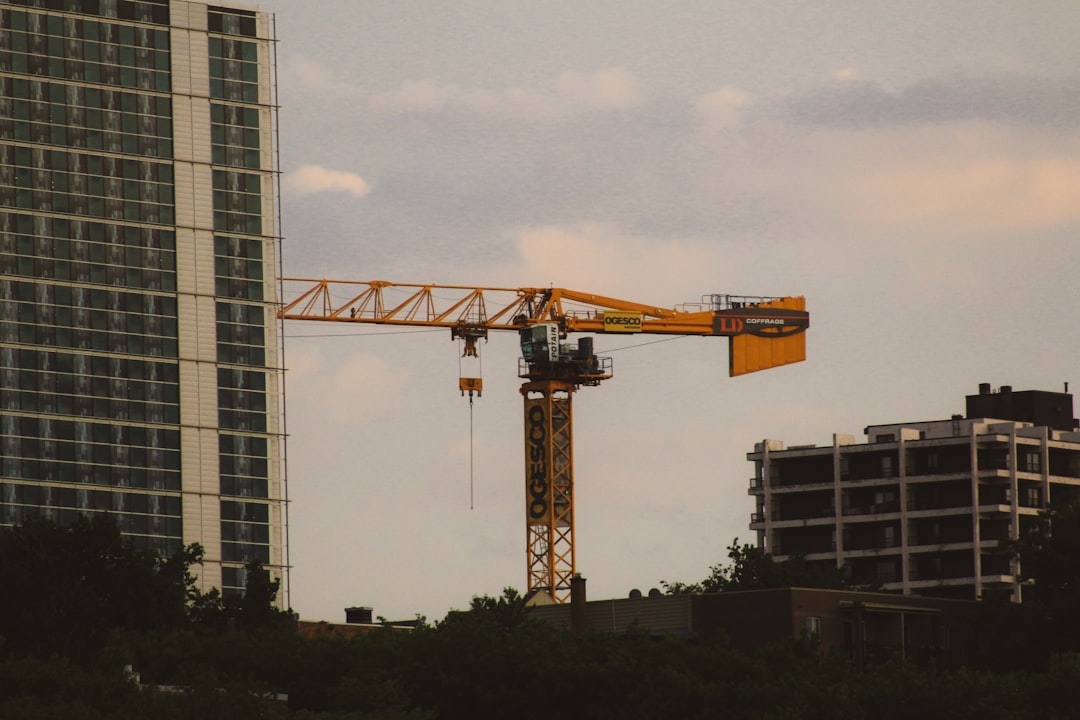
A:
[280,280,809,603]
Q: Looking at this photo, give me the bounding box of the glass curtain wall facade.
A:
[0,0,286,603]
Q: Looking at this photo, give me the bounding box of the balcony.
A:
[768,504,836,522]
[907,556,976,581]
[908,569,975,582]
[846,536,901,551]
[842,501,901,517]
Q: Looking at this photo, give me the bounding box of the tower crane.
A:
[279,279,809,603]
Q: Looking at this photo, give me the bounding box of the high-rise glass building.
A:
[0,0,287,603]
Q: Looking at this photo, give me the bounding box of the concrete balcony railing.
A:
[842,501,901,517]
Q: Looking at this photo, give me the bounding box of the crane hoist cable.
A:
[457,336,483,510]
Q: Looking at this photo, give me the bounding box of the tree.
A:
[1014,502,1080,600]
[455,587,528,630]
[663,539,851,594]
[188,561,292,632]
[0,517,291,662]
[970,502,1080,670]
[1010,502,1080,654]
[0,516,203,659]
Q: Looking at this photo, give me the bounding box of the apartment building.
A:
[0,0,287,601]
[748,384,1080,601]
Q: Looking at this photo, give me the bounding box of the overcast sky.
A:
[254,0,1080,623]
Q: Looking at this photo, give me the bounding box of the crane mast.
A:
[280,279,808,602]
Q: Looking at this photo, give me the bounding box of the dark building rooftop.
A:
[966,383,1077,432]
[528,586,980,669]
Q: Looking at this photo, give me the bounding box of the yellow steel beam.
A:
[522,380,576,603]
[280,279,808,343]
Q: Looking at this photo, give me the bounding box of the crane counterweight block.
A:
[723,296,808,377]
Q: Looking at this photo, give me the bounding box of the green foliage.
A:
[191,562,293,633]
[4,574,1080,719]
[0,516,198,659]
[442,587,528,631]
[0,655,288,719]
[0,518,289,663]
[974,502,1080,670]
[11,519,1080,717]
[663,538,852,594]
[1013,502,1080,599]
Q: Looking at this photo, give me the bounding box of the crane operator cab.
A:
[519,323,561,364]
[518,323,612,385]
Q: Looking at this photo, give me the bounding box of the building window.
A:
[215,301,266,367]
[925,521,941,543]
[876,559,897,583]
[220,499,271,568]
[0,144,177,227]
[212,169,262,234]
[804,616,821,639]
[220,433,269,498]
[0,480,181,550]
[214,235,264,300]
[208,7,258,38]
[208,33,259,103]
[873,489,896,508]
[881,456,894,478]
[0,12,171,90]
[0,81,173,160]
[210,103,260,169]
[217,367,267,432]
[0,351,180,426]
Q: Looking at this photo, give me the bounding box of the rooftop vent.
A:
[344,606,373,625]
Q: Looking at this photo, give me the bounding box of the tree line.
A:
[1,507,1079,718]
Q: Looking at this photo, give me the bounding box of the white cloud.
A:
[850,155,1080,232]
[287,343,409,421]
[555,67,642,109]
[788,124,1080,233]
[277,54,356,97]
[368,68,642,122]
[503,223,735,305]
[369,80,467,113]
[368,80,560,121]
[696,85,753,128]
[285,164,371,199]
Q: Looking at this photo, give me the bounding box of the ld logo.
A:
[717,317,744,334]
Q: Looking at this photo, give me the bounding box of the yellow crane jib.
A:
[278,278,809,601]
